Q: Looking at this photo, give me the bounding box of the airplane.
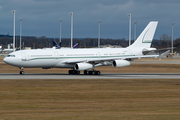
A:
[3,21,158,75]
[2,48,14,53]
[52,40,61,49]
[73,42,78,49]
[52,40,78,49]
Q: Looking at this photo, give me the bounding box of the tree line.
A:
[0,34,180,52]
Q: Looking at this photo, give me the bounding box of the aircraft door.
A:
[54,51,59,59]
[128,49,133,55]
[97,51,101,58]
[21,52,27,61]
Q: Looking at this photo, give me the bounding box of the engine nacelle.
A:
[74,63,93,71]
[112,60,130,68]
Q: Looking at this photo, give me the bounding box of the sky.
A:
[0,0,180,40]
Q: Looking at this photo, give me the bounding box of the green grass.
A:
[0,79,180,120]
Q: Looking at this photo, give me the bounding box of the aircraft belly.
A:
[54,62,74,68]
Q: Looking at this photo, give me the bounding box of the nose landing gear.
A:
[19,67,24,75]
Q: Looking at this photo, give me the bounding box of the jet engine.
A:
[112,60,130,68]
[74,63,93,71]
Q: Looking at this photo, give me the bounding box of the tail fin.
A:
[128,21,158,48]
[53,40,58,47]
[52,40,61,49]
[73,42,78,49]
[56,42,61,49]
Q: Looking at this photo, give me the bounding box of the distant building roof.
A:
[24,47,31,50]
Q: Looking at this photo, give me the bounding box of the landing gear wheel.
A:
[85,70,101,75]
[68,70,71,74]
[91,71,95,75]
[19,67,24,75]
[71,70,75,74]
[95,71,101,75]
[20,71,24,75]
[68,70,80,75]
[84,70,89,75]
[76,71,80,75]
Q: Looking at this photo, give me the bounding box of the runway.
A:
[0,73,180,79]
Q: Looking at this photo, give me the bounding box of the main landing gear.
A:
[19,67,24,75]
[84,70,101,75]
[68,70,101,75]
[68,70,80,75]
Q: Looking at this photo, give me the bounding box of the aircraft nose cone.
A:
[3,56,21,67]
[3,57,14,65]
[3,57,9,64]
[3,57,7,63]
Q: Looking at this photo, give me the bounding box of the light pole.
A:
[20,18,23,50]
[172,22,175,54]
[70,12,73,48]
[12,10,15,52]
[98,20,101,48]
[60,19,63,43]
[127,13,131,46]
[16,32,17,49]
[134,21,137,42]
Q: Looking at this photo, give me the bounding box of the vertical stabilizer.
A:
[128,21,158,48]
[53,40,61,49]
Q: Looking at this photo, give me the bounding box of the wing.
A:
[62,55,159,64]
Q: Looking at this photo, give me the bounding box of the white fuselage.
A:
[3,21,158,71]
[3,47,143,68]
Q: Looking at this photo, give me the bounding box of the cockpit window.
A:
[7,55,15,57]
